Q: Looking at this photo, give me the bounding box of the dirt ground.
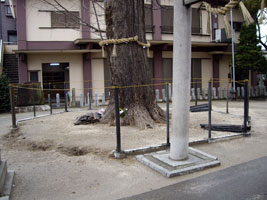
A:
[0,100,266,200]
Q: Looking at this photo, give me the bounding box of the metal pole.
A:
[9,84,17,129]
[244,81,248,133]
[49,82,52,114]
[208,81,212,139]
[166,83,170,146]
[88,92,92,110]
[114,88,121,152]
[64,82,68,112]
[65,93,68,112]
[230,9,236,96]
[33,88,36,117]
[195,82,198,106]
[226,80,229,114]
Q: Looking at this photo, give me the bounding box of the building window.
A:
[51,11,80,29]
[5,5,12,16]
[29,71,39,82]
[192,8,201,34]
[7,31,17,44]
[145,4,153,33]
[233,22,242,32]
[161,6,173,34]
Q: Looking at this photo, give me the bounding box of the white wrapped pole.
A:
[170,1,192,161]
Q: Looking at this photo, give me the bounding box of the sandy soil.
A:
[0,100,266,200]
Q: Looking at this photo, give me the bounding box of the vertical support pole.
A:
[166,83,170,146]
[208,80,212,139]
[33,87,36,117]
[88,92,91,110]
[230,9,236,97]
[49,82,52,115]
[226,79,230,114]
[114,88,121,152]
[65,93,68,112]
[194,82,197,106]
[244,81,249,134]
[9,84,17,129]
[170,1,191,160]
[48,94,52,115]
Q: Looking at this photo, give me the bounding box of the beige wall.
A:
[90,1,106,39]
[219,55,231,89]
[26,0,82,41]
[27,53,83,99]
[4,45,18,54]
[91,58,105,96]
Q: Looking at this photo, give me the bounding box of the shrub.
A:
[0,73,10,113]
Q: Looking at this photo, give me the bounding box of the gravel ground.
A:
[0,100,266,200]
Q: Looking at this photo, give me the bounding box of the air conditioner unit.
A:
[215,29,231,43]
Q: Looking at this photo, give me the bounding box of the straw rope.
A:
[99,36,151,57]
[203,0,254,38]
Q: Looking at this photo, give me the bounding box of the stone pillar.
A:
[170,2,192,160]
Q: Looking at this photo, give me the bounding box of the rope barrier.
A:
[10,79,249,91]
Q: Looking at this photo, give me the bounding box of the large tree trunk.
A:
[101,0,165,129]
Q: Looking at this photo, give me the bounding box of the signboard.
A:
[184,0,202,6]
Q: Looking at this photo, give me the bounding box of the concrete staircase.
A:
[3,54,18,84]
[0,152,14,200]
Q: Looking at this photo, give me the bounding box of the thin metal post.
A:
[195,82,198,106]
[226,79,230,114]
[244,81,248,133]
[88,92,91,110]
[208,81,212,139]
[230,9,236,95]
[48,94,52,115]
[65,93,68,112]
[166,83,170,146]
[33,87,36,117]
[9,84,17,129]
[114,88,121,152]
[49,82,52,114]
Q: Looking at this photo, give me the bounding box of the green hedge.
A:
[0,73,10,113]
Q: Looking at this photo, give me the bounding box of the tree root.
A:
[100,102,166,129]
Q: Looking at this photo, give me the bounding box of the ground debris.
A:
[74,112,103,125]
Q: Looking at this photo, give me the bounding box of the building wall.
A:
[27,53,83,99]
[25,0,82,41]
[0,1,17,43]
[91,58,104,96]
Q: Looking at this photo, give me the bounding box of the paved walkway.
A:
[123,156,267,200]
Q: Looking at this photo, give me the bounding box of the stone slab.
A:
[136,147,220,178]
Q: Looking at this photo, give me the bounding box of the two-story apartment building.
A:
[10,0,257,101]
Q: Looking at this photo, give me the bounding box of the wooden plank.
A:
[184,0,202,6]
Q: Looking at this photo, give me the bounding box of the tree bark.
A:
[101,0,165,129]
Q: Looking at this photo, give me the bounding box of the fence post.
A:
[33,87,36,117]
[194,82,198,106]
[244,81,249,135]
[56,93,60,108]
[9,84,17,129]
[65,93,68,112]
[71,88,76,107]
[48,94,52,115]
[88,92,91,110]
[114,88,121,153]
[166,83,170,146]
[49,82,52,114]
[208,80,212,139]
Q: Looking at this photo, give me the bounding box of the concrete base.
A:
[136,147,220,178]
